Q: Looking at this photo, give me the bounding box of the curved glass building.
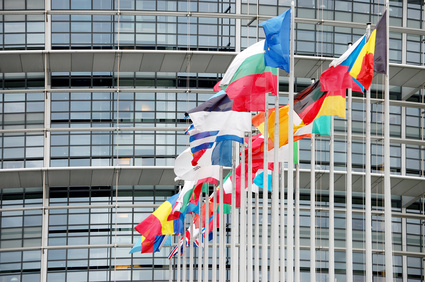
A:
[0,0,424,281]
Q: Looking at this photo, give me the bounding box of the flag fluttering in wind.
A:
[349,11,387,90]
[134,193,180,241]
[215,40,277,112]
[129,235,168,254]
[294,80,346,125]
[260,9,291,72]
[186,90,251,166]
[320,34,367,92]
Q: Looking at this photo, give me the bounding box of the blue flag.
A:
[260,9,291,72]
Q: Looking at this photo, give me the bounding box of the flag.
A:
[373,10,387,74]
[294,80,346,125]
[186,91,251,133]
[349,11,387,90]
[186,91,251,166]
[129,235,168,254]
[260,9,291,72]
[252,106,307,149]
[217,40,278,112]
[134,194,180,240]
[320,34,367,92]
[173,148,220,181]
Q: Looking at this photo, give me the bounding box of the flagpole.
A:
[280,160,286,282]
[294,143,300,282]
[261,91,269,282]
[212,181,217,282]
[231,141,239,282]
[204,191,209,282]
[198,193,203,282]
[383,2,394,280]
[270,68,280,282]
[177,225,182,282]
[309,137,316,282]
[346,74,353,282]
[189,213,194,282]
[328,116,335,282]
[255,149,260,282]
[240,138,247,282]
[309,81,316,282]
[365,22,373,282]
[247,132,253,282]
[218,166,225,282]
[286,2,295,281]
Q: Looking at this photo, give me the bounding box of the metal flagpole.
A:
[218,166,225,282]
[231,142,239,282]
[189,213,194,282]
[198,193,203,282]
[286,2,295,280]
[183,217,187,282]
[270,69,280,282]
[329,116,335,282]
[212,181,218,282]
[294,145,300,282]
[280,161,285,282]
[365,22,373,282]
[255,177,260,282]
[247,132,253,282]
[240,139,247,281]
[310,132,316,282]
[204,191,209,282]
[383,2,394,279]
[261,92,269,282]
[346,75,353,282]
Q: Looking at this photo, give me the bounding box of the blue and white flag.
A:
[185,91,251,166]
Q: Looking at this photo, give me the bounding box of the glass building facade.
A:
[0,0,424,281]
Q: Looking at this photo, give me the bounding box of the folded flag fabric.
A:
[216,40,278,112]
[260,9,291,72]
[134,193,180,240]
[349,11,387,90]
[129,235,168,254]
[294,80,346,125]
[186,91,251,166]
[174,148,220,182]
[320,34,366,92]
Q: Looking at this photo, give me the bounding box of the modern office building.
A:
[0,0,424,281]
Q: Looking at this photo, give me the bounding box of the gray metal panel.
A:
[19,170,43,187]
[71,53,94,72]
[120,53,143,72]
[91,169,115,186]
[50,53,71,72]
[189,54,213,73]
[158,169,176,185]
[294,57,328,79]
[0,54,22,72]
[139,169,164,185]
[160,53,186,72]
[47,169,70,187]
[93,53,115,72]
[0,171,21,188]
[70,169,93,186]
[118,168,142,185]
[351,174,364,193]
[205,54,234,73]
[21,53,44,72]
[140,53,164,72]
[390,67,421,87]
[403,69,425,88]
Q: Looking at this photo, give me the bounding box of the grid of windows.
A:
[0,0,424,281]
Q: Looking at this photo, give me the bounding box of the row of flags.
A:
[131,8,388,257]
